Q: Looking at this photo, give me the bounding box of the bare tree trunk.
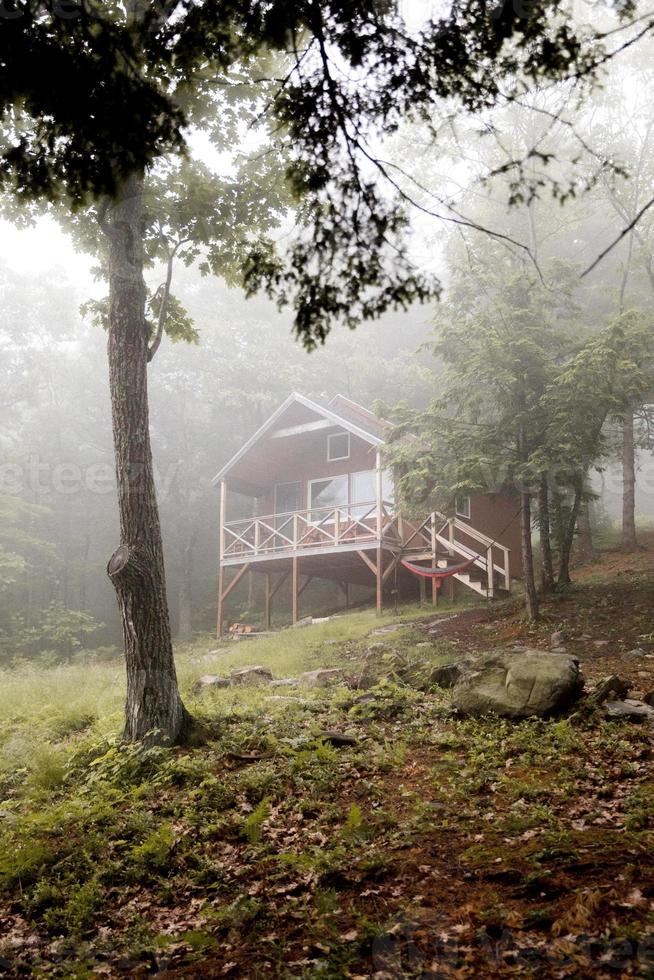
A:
[576,497,595,562]
[622,411,638,551]
[537,473,554,594]
[557,479,583,587]
[520,491,539,620]
[104,173,195,746]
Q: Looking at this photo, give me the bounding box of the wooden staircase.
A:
[396,512,512,599]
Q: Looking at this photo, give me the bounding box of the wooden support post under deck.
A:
[216,563,249,636]
[216,563,224,638]
[292,556,298,625]
[264,572,271,630]
[376,546,383,615]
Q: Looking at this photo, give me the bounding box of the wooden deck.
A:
[221,500,398,565]
[217,506,512,636]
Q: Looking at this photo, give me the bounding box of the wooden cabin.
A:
[213,393,521,635]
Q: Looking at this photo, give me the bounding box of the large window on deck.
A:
[351,470,394,518]
[308,471,394,523]
[308,475,349,522]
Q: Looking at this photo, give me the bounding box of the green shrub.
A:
[130,822,175,872]
[241,798,270,844]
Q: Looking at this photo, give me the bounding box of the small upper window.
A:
[455,495,471,519]
[327,432,350,461]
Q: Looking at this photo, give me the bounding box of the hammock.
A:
[400,556,478,585]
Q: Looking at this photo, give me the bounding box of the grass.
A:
[0,569,653,977]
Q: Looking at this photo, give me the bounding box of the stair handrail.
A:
[433,530,507,579]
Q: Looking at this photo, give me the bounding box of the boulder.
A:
[605,699,654,723]
[229,665,273,685]
[193,674,230,693]
[429,662,463,690]
[452,649,583,719]
[298,668,345,688]
[355,650,407,689]
[271,678,299,688]
[550,630,565,648]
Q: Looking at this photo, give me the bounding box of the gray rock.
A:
[271,677,299,688]
[589,675,631,704]
[355,650,406,689]
[193,674,231,693]
[293,616,314,628]
[551,630,565,648]
[452,649,583,719]
[621,648,645,662]
[298,668,345,688]
[429,662,463,689]
[229,665,273,685]
[605,699,654,723]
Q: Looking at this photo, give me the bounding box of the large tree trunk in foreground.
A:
[622,412,638,551]
[520,491,539,620]
[104,173,194,746]
[537,474,554,594]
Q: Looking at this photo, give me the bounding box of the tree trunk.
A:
[622,412,638,551]
[104,172,194,746]
[537,473,554,594]
[557,479,583,587]
[520,491,539,620]
[576,497,595,562]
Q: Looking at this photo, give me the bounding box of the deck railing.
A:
[222,501,397,559]
[401,512,511,595]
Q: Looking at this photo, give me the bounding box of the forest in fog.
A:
[3,37,654,658]
[0,260,433,654]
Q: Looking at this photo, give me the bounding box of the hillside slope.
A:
[0,548,653,978]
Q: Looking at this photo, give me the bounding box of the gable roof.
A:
[328,394,390,439]
[211,392,385,487]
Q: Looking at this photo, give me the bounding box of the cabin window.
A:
[308,475,348,522]
[455,495,471,519]
[351,470,394,518]
[351,471,376,517]
[327,432,350,461]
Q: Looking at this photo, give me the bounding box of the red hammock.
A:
[400,556,477,587]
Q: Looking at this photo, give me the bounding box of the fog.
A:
[2,24,654,662]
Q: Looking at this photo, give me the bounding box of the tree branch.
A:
[147,250,174,363]
[581,194,654,278]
